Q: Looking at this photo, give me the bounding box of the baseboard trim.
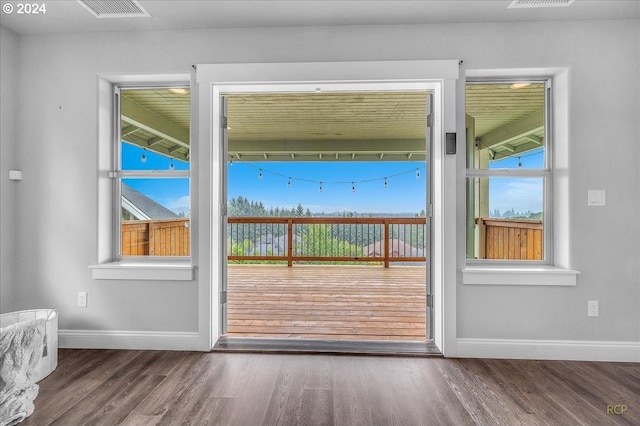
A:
[456,338,640,362]
[59,329,203,351]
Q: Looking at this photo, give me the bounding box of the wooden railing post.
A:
[287,219,293,267]
[383,219,390,268]
[477,217,486,259]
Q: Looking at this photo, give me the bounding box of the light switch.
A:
[8,170,23,181]
[587,190,606,207]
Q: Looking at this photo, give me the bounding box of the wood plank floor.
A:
[22,349,640,426]
[226,264,427,341]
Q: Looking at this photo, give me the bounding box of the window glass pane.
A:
[466,177,544,260]
[120,87,190,171]
[120,178,190,257]
[121,142,190,171]
[466,82,545,170]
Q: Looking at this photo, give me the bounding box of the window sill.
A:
[462,266,579,286]
[89,261,194,281]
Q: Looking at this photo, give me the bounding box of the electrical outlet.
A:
[587,300,599,317]
[78,291,87,308]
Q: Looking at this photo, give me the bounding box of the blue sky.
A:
[122,142,544,216]
[121,143,190,216]
[488,148,544,214]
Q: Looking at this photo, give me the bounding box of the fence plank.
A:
[476,218,543,260]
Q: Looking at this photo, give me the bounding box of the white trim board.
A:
[457,338,640,363]
[59,329,202,351]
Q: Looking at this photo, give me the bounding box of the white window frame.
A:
[90,75,195,281]
[195,60,459,353]
[465,78,553,266]
[462,69,579,286]
[113,84,191,260]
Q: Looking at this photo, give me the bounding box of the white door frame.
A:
[194,61,459,355]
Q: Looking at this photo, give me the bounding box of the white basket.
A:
[0,309,58,382]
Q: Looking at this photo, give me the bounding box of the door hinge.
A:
[426,294,433,308]
[221,116,228,129]
[426,113,432,128]
[221,204,228,217]
[221,291,227,304]
[427,204,433,218]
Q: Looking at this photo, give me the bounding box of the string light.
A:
[169,161,175,170]
[140,148,147,163]
[233,161,426,191]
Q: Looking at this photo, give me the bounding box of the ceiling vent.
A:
[77,0,150,18]
[508,0,576,8]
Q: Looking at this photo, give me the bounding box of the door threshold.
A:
[213,337,442,357]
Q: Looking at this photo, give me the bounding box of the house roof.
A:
[364,239,423,257]
[121,184,178,220]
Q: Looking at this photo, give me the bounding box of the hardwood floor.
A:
[226,265,427,341]
[22,349,640,425]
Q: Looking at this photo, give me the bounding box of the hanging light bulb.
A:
[319,182,323,193]
[351,182,356,193]
[416,168,421,179]
[141,148,147,163]
[258,169,263,180]
[287,178,291,188]
[518,157,522,168]
[384,177,388,189]
[229,159,233,166]
[170,160,175,170]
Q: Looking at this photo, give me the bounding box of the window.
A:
[465,80,551,263]
[115,86,191,258]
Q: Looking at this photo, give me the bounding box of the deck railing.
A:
[228,217,427,267]
[476,217,543,260]
[121,218,190,256]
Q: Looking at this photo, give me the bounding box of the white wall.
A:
[3,20,639,356]
[0,26,18,313]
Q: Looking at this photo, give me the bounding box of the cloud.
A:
[490,179,543,213]
[165,196,190,216]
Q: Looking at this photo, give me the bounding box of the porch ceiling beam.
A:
[121,125,138,137]
[491,141,545,161]
[222,152,427,162]
[478,108,544,149]
[524,134,544,145]
[121,96,190,149]
[228,139,426,155]
[122,135,189,161]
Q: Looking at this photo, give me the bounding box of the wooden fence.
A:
[121,218,190,256]
[476,217,543,260]
[228,217,427,268]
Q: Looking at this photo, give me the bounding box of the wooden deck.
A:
[225,264,427,341]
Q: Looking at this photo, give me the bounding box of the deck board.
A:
[226,265,427,341]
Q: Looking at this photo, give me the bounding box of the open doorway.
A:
[221,90,433,347]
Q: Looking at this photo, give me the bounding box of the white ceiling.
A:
[1,0,638,35]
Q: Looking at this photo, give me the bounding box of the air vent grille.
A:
[508,0,576,8]
[77,0,150,18]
